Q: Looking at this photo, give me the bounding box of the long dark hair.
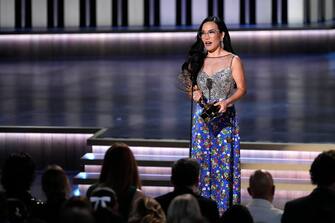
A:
[180,16,234,88]
[1,152,36,193]
[99,143,141,199]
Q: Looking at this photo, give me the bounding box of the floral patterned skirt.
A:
[191,103,241,214]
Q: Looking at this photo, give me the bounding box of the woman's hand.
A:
[214,100,229,113]
[192,85,203,102]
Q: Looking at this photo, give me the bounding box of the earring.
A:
[220,40,224,49]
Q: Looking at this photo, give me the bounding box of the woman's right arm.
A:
[192,85,203,103]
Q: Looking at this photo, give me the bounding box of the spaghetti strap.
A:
[229,54,236,68]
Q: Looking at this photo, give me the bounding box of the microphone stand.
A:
[206,78,213,194]
[189,85,194,158]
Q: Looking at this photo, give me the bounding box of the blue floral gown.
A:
[191,54,241,214]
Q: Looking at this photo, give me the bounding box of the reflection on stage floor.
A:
[0,53,334,143]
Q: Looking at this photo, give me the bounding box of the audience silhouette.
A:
[220,204,253,223]
[128,196,166,223]
[166,194,204,223]
[156,158,219,223]
[86,143,144,221]
[3,146,335,223]
[1,152,42,222]
[246,170,283,223]
[281,150,335,223]
[37,165,71,223]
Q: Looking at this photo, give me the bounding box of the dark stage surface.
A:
[0,53,334,143]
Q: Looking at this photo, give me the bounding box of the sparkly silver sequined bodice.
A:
[197,54,236,101]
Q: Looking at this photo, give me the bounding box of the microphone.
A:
[206,78,213,101]
[206,78,213,90]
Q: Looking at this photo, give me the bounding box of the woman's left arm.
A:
[215,56,247,113]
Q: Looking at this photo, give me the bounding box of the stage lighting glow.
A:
[77,172,88,179]
[92,145,189,155]
[0,132,93,138]
[241,149,320,160]
[230,29,335,39]
[0,29,333,43]
[0,32,194,43]
[72,187,81,196]
[85,153,95,160]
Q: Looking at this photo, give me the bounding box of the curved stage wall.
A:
[0,28,334,59]
[0,127,100,170]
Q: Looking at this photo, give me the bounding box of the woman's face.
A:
[199,21,224,53]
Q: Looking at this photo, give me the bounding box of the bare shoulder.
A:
[231,55,244,70]
[232,55,242,64]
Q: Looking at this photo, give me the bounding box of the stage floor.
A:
[0,53,334,143]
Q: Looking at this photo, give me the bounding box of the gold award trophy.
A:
[199,78,221,122]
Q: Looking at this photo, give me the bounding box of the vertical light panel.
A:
[224,0,240,24]
[64,67,81,126]
[287,67,305,141]
[325,0,333,20]
[0,67,16,122]
[0,0,15,28]
[191,0,207,25]
[32,69,48,124]
[254,67,272,141]
[160,0,176,26]
[288,0,304,24]
[127,66,144,133]
[96,0,112,26]
[32,0,47,27]
[128,0,144,26]
[256,0,271,24]
[310,0,318,22]
[65,0,80,27]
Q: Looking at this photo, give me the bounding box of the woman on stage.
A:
[180,16,247,213]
